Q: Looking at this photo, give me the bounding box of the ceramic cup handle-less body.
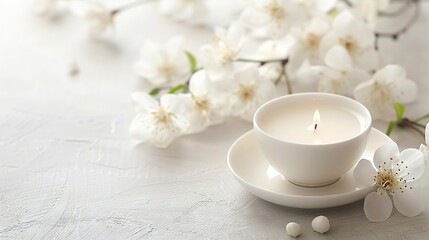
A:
[253,93,372,187]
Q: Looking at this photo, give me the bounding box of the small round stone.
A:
[312,215,330,234]
[286,222,301,238]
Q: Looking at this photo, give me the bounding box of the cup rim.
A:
[253,93,372,147]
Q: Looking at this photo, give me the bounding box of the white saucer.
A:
[227,128,391,209]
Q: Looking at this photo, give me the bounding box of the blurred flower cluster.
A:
[36,0,423,148]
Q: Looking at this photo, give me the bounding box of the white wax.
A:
[259,102,366,144]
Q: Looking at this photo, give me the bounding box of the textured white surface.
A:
[1,1,429,239]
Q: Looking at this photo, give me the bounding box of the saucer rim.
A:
[227,128,387,208]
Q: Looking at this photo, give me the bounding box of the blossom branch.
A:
[375,0,420,40]
[235,58,289,65]
[341,0,353,7]
[399,118,425,137]
[386,102,426,139]
[235,58,291,93]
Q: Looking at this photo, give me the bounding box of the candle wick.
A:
[314,124,318,130]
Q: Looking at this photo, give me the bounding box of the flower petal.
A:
[373,141,399,171]
[373,65,406,83]
[226,21,245,50]
[394,78,418,104]
[160,94,190,116]
[345,69,371,89]
[165,35,186,61]
[325,45,352,71]
[129,113,153,142]
[353,47,379,71]
[364,192,393,222]
[319,32,340,58]
[396,148,425,180]
[189,70,210,94]
[393,189,424,217]
[353,159,376,188]
[131,92,159,112]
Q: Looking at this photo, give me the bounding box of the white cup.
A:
[253,93,372,187]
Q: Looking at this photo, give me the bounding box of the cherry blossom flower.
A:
[133,36,191,87]
[240,0,305,38]
[289,17,331,64]
[159,0,208,25]
[180,70,224,134]
[200,22,246,80]
[354,141,425,222]
[354,65,418,120]
[302,45,370,96]
[287,17,331,77]
[129,92,189,148]
[319,10,378,71]
[420,123,429,162]
[70,1,114,36]
[255,38,291,82]
[214,65,278,121]
[295,0,338,16]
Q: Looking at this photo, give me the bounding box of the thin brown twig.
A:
[235,58,288,65]
[400,119,425,138]
[112,0,158,15]
[403,118,427,128]
[375,0,420,40]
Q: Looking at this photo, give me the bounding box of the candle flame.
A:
[313,110,320,126]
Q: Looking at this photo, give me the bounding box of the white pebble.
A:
[312,215,330,234]
[286,222,301,238]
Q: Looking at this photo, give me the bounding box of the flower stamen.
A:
[264,2,286,21]
[151,106,174,125]
[238,83,255,101]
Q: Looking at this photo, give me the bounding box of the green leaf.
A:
[414,113,429,123]
[167,84,186,94]
[386,121,396,136]
[149,87,161,96]
[393,102,405,122]
[185,51,197,72]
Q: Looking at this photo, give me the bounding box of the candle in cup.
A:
[253,93,372,187]
[259,102,366,145]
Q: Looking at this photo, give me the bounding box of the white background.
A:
[1,1,429,239]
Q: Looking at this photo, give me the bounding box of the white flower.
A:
[255,38,291,82]
[420,123,429,162]
[353,0,390,29]
[70,1,114,36]
[294,0,338,15]
[353,65,418,120]
[302,45,370,96]
[240,0,305,38]
[200,22,246,80]
[287,17,331,76]
[133,36,191,87]
[319,10,378,71]
[290,17,331,64]
[180,70,224,134]
[129,92,189,148]
[214,65,278,121]
[354,141,425,222]
[159,0,207,24]
[257,38,291,59]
